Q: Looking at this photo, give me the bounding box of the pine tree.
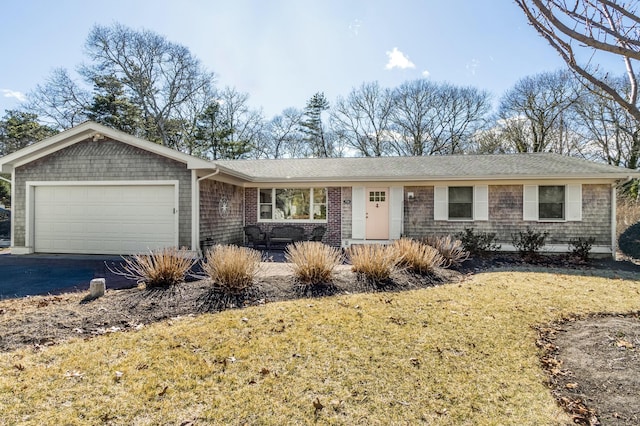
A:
[300,92,331,157]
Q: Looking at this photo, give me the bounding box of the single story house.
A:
[0,121,637,257]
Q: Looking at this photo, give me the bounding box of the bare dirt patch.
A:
[539,314,640,425]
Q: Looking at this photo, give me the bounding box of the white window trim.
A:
[257,187,328,223]
[434,185,488,221]
[523,184,582,222]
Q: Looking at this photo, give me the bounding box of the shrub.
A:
[456,228,501,255]
[202,245,262,294]
[512,227,548,260]
[347,244,400,285]
[116,247,195,288]
[568,236,596,262]
[617,196,640,239]
[393,238,445,274]
[285,241,342,286]
[619,221,640,260]
[422,235,469,266]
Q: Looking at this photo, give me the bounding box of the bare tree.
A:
[258,108,305,158]
[215,87,264,159]
[330,82,394,156]
[498,70,581,153]
[83,23,215,147]
[434,84,492,154]
[515,0,640,125]
[388,79,491,156]
[26,68,90,129]
[573,75,640,168]
[388,79,442,156]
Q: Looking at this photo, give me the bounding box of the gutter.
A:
[197,168,220,182]
[242,174,637,184]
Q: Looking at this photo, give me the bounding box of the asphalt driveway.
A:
[0,253,138,298]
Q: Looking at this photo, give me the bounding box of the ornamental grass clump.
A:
[285,241,342,286]
[347,244,400,286]
[116,247,195,288]
[422,235,469,267]
[202,245,262,294]
[393,238,445,275]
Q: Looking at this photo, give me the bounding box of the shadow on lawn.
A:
[457,253,640,281]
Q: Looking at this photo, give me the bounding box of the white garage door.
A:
[34,185,177,254]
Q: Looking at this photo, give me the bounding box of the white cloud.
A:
[466,58,480,76]
[2,89,26,102]
[422,69,431,78]
[349,19,362,36]
[385,47,415,70]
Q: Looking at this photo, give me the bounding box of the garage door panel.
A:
[34,185,177,255]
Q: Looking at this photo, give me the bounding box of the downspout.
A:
[197,169,220,182]
[194,169,220,254]
[0,176,10,184]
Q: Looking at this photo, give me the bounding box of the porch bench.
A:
[269,225,307,248]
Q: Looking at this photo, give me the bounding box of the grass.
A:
[285,241,343,286]
[202,245,262,294]
[112,247,195,288]
[394,237,445,274]
[347,244,399,284]
[422,235,469,266]
[1,270,639,425]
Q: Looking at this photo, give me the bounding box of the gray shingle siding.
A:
[13,137,192,247]
[403,184,611,246]
[199,179,244,246]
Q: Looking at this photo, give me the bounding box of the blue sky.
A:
[0,0,621,119]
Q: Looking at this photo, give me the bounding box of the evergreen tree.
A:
[85,74,143,136]
[300,92,332,157]
[0,110,57,156]
[195,102,237,159]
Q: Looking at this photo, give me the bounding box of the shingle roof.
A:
[214,153,638,182]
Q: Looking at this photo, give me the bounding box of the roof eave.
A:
[237,172,639,183]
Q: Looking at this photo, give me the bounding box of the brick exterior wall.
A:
[199,179,244,246]
[244,186,342,247]
[403,184,612,246]
[13,137,192,247]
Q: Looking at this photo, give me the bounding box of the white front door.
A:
[365,188,389,240]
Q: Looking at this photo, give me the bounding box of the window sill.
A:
[258,219,328,224]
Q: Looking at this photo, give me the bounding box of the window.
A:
[434,185,488,221]
[369,191,386,202]
[523,184,581,221]
[539,185,565,220]
[448,186,473,220]
[259,188,327,221]
[313,188,327,220]
[259,189,273,219]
